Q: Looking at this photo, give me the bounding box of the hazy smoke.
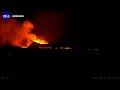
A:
[31,11,68,43]
[0,11,68,47]
[0,13,34,48]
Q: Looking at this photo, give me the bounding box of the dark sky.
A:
[0,1,112,47]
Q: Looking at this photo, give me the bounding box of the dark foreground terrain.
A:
[0,44,106,82]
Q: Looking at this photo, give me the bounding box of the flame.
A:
[22,34,48,48]
[21,39,48,48]
[0,18,48,48]
[31,35,48,45]
[21,34,48,48]
[20,21,48,48]
[34,39,48,44]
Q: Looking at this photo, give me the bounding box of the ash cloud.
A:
[0,12,34,47]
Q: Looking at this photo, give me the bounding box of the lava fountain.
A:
[21,21,48,48]
[0,17,48,48]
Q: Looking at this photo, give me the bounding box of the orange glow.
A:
[30,34,48,44]
[21,21,48,48]
[0,19,48,48]
[20,21,48,48]
[34,39,48,44]
[21,34,48,48]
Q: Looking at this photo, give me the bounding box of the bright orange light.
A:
[20,33,48,48]
[33,39,48,44]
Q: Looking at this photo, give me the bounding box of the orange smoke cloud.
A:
[0,13,48,48]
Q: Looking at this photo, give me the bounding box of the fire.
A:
[21,38,48,48]
[0,17,48,48]
[21,33,48,48]
[21,37,48,48]
[20,21,48,48]
[30,34,48,45]
[34,39,48,44]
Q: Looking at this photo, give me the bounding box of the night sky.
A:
[0,1,111,48]
[0,1,118,81]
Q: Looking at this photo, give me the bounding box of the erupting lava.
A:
[21,21,48,48]
[34,39,48,44]
[0,17,48,48]
[29,34,48,47]
[22,35,48,48]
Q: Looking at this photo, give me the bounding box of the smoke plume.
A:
[0,12,45,48]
